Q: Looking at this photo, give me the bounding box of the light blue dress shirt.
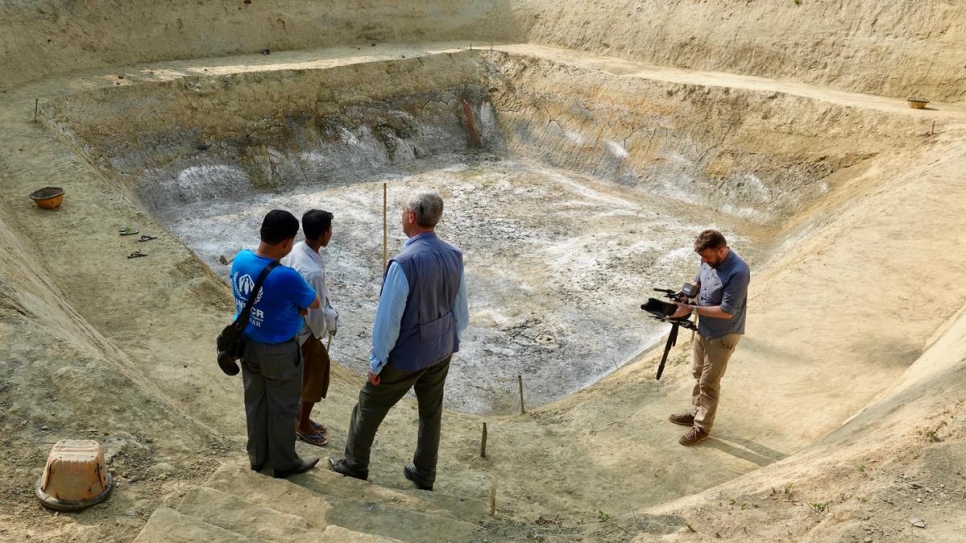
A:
[369,239,469,375]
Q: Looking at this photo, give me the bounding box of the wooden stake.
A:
[480,422,488,458]
[518,375,525,414]
[489,483,496,517]
[34,99,38,123]
[382,182,388,271]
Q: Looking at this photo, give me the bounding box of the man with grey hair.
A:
[329,190,468,491]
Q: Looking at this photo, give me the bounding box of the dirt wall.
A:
[4,1,965,104]
[39,53,497,214]
[43,48,934,230]
[485,52,922,226]
[0,0,521,92]
[512,0,966,103]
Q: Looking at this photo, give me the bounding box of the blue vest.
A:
[387,233,463,372]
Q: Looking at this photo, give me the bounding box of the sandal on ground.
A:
[310,421,328,434]
[118,226,139,236]
[137,234,157,242]
[128,250,148,259]
[296,430,328,447]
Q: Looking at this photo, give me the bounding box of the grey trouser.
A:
[242,338,301,472]
[344,355,452,484]
[689,333,741,431]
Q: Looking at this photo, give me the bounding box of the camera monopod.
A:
[641,285,697,380]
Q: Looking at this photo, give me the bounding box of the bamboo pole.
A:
[480,422,488,458]
[489,483,496,517]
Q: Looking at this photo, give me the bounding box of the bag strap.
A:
[235,260,280,327]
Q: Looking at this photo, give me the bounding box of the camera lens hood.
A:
[641,297,676,319]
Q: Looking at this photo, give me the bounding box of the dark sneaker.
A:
[273,456,320,479]
[668,413,695,426]
[678,427,710,446]
[328,457,368,481]
[403,465,433,491]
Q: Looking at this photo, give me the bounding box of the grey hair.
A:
[404,191,444,227]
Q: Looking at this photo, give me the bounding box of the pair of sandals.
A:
[120,228,157,242]
[121,228,157,259]
[120,228,155,237]
[296,421,328,447]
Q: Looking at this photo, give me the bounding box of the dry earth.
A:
[1,2,966,543]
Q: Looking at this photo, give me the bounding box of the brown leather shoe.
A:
[668,413,695,426]
[679,427,709,446]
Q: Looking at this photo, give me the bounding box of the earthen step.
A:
[317,525,405,542]
[300,461,489,523]
[208,461,486,523]
[205,462,482,543]
[203,464,334,526]
[132,507,267,543]
[322,497,482,543]
[175,486,327,543]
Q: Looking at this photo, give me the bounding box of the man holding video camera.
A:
[668,229,749,446]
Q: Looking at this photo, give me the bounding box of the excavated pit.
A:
[2,1,965,538]
[39,50,913,416]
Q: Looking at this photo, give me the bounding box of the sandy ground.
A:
[1,39,966,543]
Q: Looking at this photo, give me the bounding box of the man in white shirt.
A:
[281,209,339,447]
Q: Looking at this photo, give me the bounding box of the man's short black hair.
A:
[259,209,300,245]
[302,209,334,241]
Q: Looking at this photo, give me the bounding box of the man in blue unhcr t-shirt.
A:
[230,210,321,478]
[668,229,750,446]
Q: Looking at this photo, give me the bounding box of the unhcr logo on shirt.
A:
[232,272,265,307]
[237,273,255,296]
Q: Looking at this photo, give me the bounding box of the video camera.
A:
[641,283,698,380]
[641,283,697,326]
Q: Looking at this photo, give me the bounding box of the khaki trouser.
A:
[689,333,741,431]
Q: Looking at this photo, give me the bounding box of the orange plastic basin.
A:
[907,98,930,110]
[35,440,113,511]
[29,186,65,209]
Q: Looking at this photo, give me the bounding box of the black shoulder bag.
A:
[216,261,280,376]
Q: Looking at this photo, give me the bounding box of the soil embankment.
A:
[513,0,966,103]
[2,2,966,542]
